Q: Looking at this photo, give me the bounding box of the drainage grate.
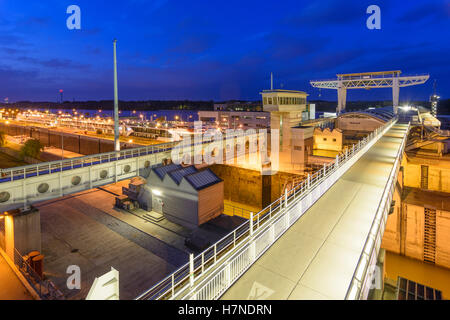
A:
[423,207,436,264]
[397,277,442,300]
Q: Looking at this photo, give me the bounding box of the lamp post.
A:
[113,39,120,152]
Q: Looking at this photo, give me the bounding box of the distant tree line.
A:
[1,98,449,114]
[0,100,215,111]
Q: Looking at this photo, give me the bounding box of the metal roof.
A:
[340,106,395,122]
[167,166,198,185]
[184,169,222,191]
[153,163,182,180]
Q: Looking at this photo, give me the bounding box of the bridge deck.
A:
[221,124,409,300]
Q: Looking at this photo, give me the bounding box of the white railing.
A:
[136,118,397,300]
[345,122,410,300]
[0,132,258,184]
[0,140,177,183]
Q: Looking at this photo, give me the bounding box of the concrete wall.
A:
[403,155,450,193]
[291,127,314,168]
[382,184,450,270]
[210,164,298,209]
[337,116,384,132]
[0,146,41,164]
[436,209,450,268]
[4,208,41,259]
[13,208,41,255]
[313,127,343,152]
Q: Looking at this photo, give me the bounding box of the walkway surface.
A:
[0,254,33,300]
[221,124,408,300]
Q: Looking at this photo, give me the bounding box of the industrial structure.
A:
[310,71,430,115]
[1,69,448,301]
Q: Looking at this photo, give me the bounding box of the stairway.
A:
[142,211,165,223]
[423,207,436,264]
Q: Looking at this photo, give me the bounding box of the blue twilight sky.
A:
[0,0,449,102]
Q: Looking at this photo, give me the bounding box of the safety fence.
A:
[12,248,64,300]
[223,203,254,220]
[136,117,397,300]
[0,130,261,184]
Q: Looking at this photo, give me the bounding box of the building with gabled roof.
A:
[141,164,224,227]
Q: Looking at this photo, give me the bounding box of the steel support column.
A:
[392,76,399,114]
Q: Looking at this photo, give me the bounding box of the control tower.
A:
[260,89,309,151]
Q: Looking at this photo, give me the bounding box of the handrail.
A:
[0,131,258,183]
[345,122,410,300]
[136,117,397,300]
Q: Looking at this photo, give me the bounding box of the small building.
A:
[143,164,224,227]
[313,127,343,152]
[197,110,270,130]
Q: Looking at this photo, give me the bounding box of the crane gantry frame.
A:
[310,70,430,114]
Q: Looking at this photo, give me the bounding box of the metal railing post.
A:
[201,252,205,272]
[249,212,254,236]
[189,253,194,287]
[171,274,175,298]
[284,188,288,208]
[269,224,275,242]
[225,263,231,286]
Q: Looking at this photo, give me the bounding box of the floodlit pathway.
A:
[0,254,33,300]
[221,124,409,300]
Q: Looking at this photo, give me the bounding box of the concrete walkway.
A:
[221,124,409,300]
[0,254,33,300]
